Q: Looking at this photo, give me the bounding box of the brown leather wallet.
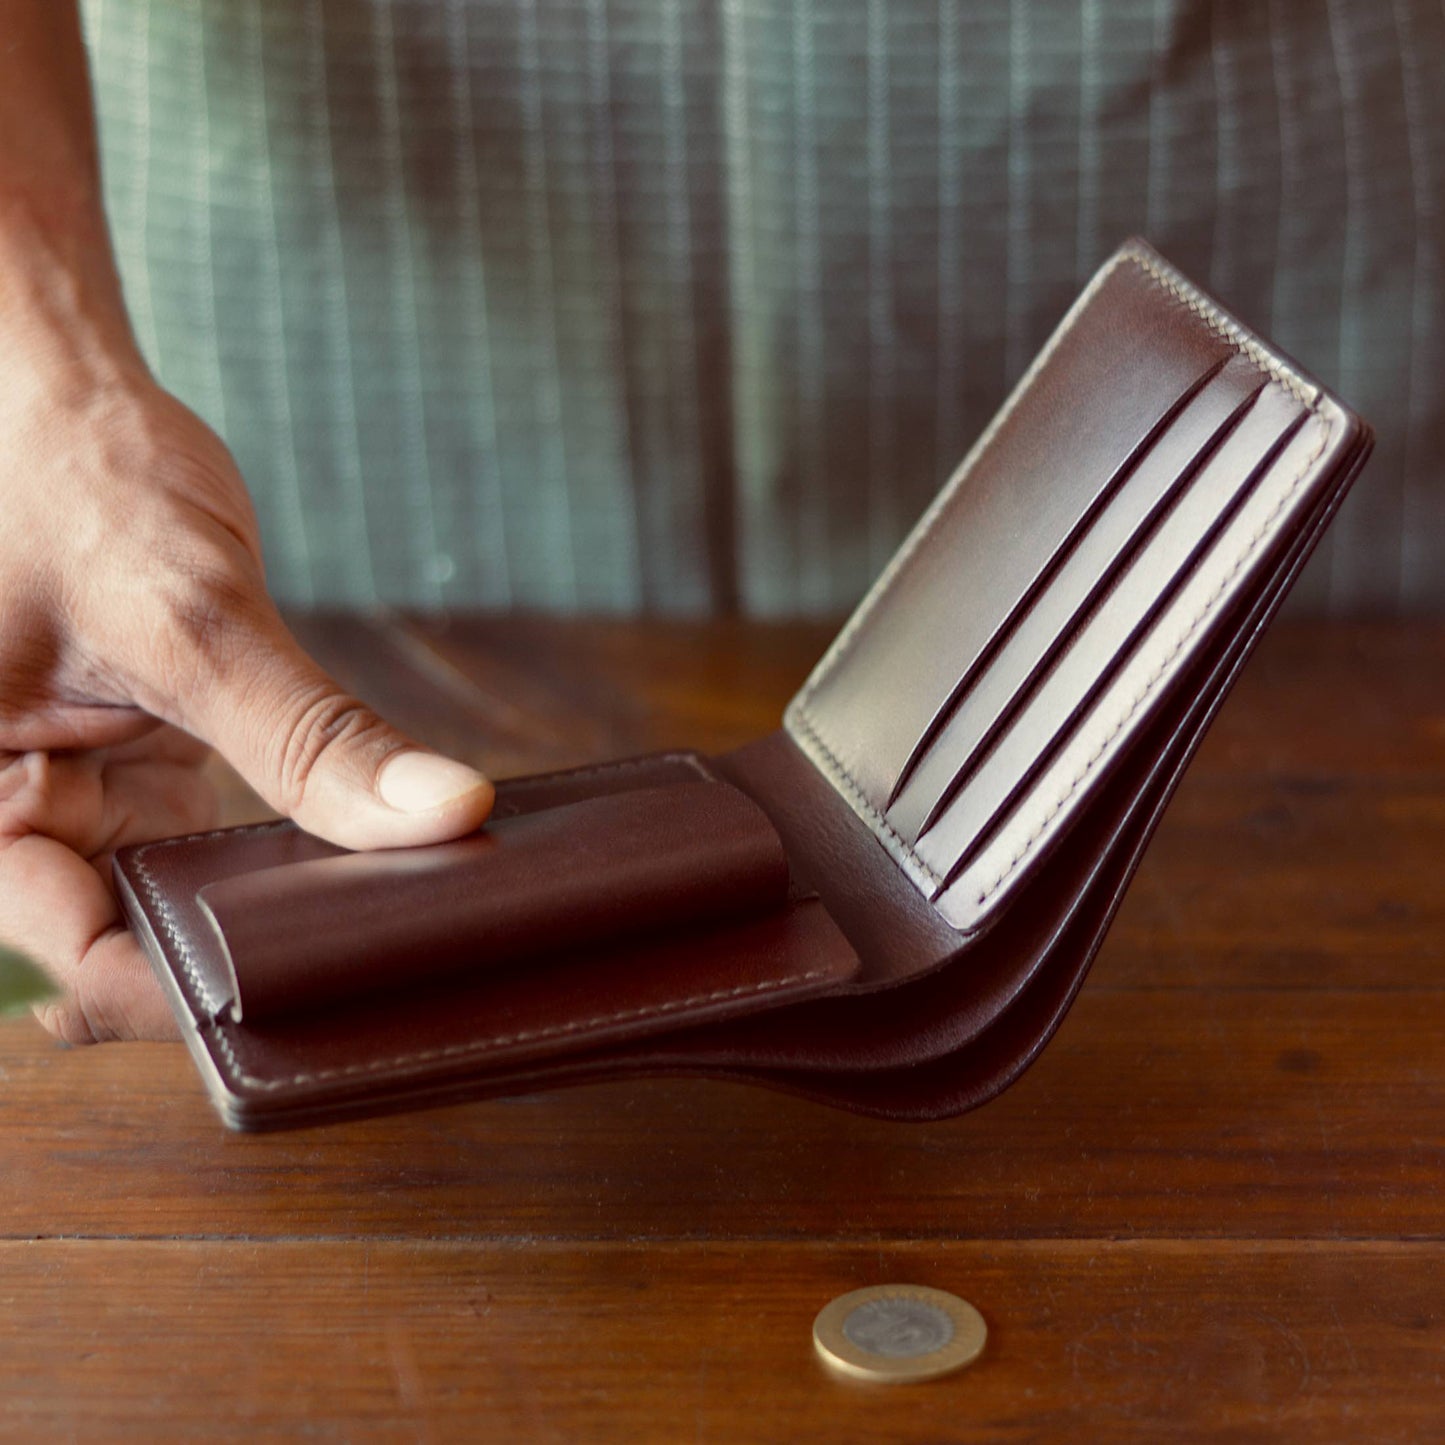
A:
[114,240,1373,1131]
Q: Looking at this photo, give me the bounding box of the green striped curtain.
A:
[80,0,1445,616]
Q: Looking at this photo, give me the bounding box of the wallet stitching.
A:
[1127,250,1314,406]
[787,709,944,892]
[785,241,1332,913]
[123,753,829,1095]
[129,820,289,1019]
[125,752,709,1023]
[963,410,1332,909]
[200,966,837,1093]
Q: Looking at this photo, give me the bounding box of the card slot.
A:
[886,359,1267,844]
[881,355,1234,821]
[934,408,1347,933]
[791,258,1236,812]
[910,384,1309,889]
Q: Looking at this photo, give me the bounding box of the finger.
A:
[0,739,217,862]
[139,590,493,851]
[0,702,162,754]
[0,832,175,1042]
[0,750,104,854]
[98,741,221,848]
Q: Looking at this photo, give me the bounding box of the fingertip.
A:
[385,763,496,845]
[376,751,492,818]
[297,752,494,852]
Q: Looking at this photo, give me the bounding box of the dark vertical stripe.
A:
[694,0,740,615]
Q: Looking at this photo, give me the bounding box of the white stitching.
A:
[786,708,944,893]
[963,411,1331,908]
[786,250,1134,733]
[201,966,836,1093]
[1128,249,1315,406]
[130,820,285,1019]
[786,241,1332,913]
[126,754,831,1094]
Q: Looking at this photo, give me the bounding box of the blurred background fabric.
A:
[79,0,1445,616]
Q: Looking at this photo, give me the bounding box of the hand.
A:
[0,202,494,1043]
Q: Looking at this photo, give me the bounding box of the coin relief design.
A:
[842,1299,956,1359]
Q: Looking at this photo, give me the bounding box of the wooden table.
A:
[2,617,1442,1442]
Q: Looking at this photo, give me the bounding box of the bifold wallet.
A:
[115,240,1373,1130]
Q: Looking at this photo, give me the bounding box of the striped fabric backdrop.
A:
[79,0,1445,616]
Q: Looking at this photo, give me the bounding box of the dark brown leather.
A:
[113,239,1373,1130]
[197,781,793,1023]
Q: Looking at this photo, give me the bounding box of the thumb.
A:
[156,599,494,851]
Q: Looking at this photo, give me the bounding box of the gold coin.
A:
[812,1284,987,1383]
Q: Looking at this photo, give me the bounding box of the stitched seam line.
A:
[786,244,1331,908]
[786,708,943,891]
[130,820,287,1019]
[125,754,825,1095]
[1129,249,1314,406]
[786,251,1134,735]
[201,966,836,1093]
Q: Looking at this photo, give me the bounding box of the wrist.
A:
[0,187,148,404]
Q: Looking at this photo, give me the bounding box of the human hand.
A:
[0,202,494,1044]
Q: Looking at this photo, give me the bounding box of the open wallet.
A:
[114,240,1373,1130]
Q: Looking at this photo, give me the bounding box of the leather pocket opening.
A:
[887,356,1267,843]
[917,388,1313,894]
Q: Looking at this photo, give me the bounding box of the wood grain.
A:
[0,617,1441,1440]
[1,1241,1439,1444]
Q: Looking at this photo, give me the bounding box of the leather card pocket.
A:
[885,353,1267,844]
[198,781,794,1024]
[934,404,1339,930]
[907,381,1311,886]
[787,252,1237,814]
[784,240,1354,939]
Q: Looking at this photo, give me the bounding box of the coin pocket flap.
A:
[193,780,794,1024]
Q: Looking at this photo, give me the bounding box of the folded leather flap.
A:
[196,780,791,1023]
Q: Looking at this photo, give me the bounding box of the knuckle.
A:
[273,689,388,814]
[141,548,268,687]
[72,399,250,567]
[32,997,102,1047]
[31,926,154,1046]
